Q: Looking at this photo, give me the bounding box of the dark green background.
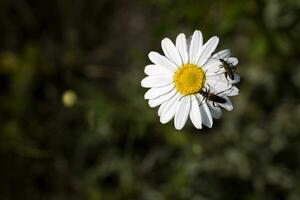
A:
[1,0,300,199]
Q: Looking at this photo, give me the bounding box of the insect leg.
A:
[223,73,230,86]
[216,85,233,95]
[207,84,211,92]
[199,97,206,106]
[215,65,223,74]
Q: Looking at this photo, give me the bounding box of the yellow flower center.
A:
[173,64,205,95]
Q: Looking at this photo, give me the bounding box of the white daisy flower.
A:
[141,30,239,130]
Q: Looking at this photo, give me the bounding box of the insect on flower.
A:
[141,30,240,130]
[200,87,227,106]
[210,49,240,84]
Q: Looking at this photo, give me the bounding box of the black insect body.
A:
[218,58,236,80]
[200,89,226,104]
[200,88,227,107]
[212,56,239,87]
[179,89,226,106]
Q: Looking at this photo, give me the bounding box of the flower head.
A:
[141,30,239,130]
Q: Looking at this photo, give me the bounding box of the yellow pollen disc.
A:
[173,64,205,95]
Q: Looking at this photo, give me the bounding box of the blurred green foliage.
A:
[1,0,300,199]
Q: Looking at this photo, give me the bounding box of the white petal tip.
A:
[141,80,146,87]
[175,126,183,130]
[212,36,219,40]
[148,51,156,59]
[194,126,202,130]
[160,118,168,124]
[162,37,169,42]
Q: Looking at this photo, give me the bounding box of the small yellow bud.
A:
[62,90,77,107]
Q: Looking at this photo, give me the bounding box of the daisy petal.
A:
[221,86,239,96]
[208,102,222,119]
[144,84,174,99]
[144,64,172,76]
[189,30,203,64]
[197,36,219,66]
[212,73,239,85]
[205,49,231,66]
[210,73,232,84]
[148,88,177,108]
[174,96,191,130]
[161,38,182,67]
[231,74,240,84]
[141,75,172,88]
[212,49,231,59]
[203,61,223,75]
[207,72,240,88]
[227,57,239,66]
[158,102,168,117]
[176,33,189,64]
[160,93,181,124]
[218,96,233,111]
[148,52,178,72]
[200,102,213,128]
[206,78,232,93]
[189,95,202,129]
